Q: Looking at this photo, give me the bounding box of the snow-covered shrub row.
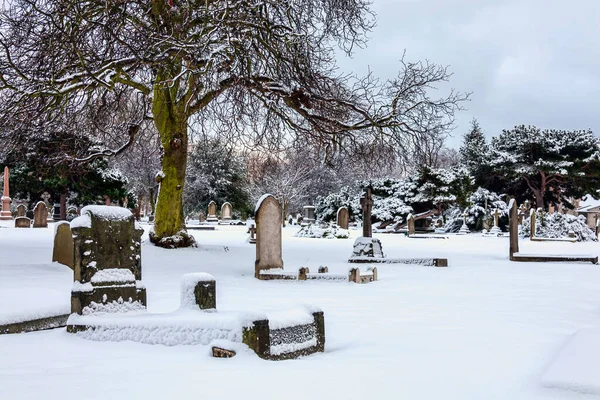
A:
[315,186,360,223]
[521,211,597,242]
[295,223,349,239]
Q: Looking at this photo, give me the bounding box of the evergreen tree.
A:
[459,119,489,173]
[490,125,600,209]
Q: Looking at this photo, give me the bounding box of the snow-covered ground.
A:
[1,220,600,399]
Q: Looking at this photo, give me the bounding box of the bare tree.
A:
[0,0,467,247]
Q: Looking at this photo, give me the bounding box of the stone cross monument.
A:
[360,187,373,238]
[0,167,12,220]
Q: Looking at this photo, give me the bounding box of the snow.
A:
[80,205,133,221]
[90,269,136,284]
[2,220,600,399]
[53,220,70,236]
[180,273,216,309]
[69,213,91,229]
[255,193,274,213]
[541,329,600,395]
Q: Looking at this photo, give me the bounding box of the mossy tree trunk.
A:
[149,69,195,248]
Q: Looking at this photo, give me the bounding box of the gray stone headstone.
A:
[16,204,26,217]
[303,206,316,224]
[53,221,74,269]
[33,201,48,228]
[336,207,349,229]
[360,188,373,238]
[70,205,146,315]
[14,216,31,228]
[255,195,283,278]
[529,209,536,239]
[221,202,232,221]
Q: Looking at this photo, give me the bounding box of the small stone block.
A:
[212,347,236,358]
[434,258,448,267]
[14,217,31,228]
[298,267,309,280]
[318,266,328,273]
[194,280,216,310]
[348,267,361,283]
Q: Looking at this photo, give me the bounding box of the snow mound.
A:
[295,224,349,239]
[180,273,216,309]
[80,205,132,221]
[91,269,135,284]
[541,329,600,395]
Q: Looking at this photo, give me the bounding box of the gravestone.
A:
[16,204,26,217]
[14,217,31,228]
[0,166,12,220]
[52,221,74,269]
[407,213,415,236]
[249,224,256,244]
[41,192,54,223]
[349,187,384,259]
[221,202,233,221]
[199,212,206,223]
[255,195,283,278]
[303,206,316,224]
[509,199,519,260]
[457,211,470,235]
[529,209,536,239]
[489,209,502,235]
[70,205,146,315]
[336,207,349,229]
[207,201,218,223]
[33,201,48,228]
[52,203,61,221]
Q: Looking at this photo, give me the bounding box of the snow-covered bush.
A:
[521,211,597,242]
[295,223,349,239]
[464,188,508,231]
[315,186,360,223]
[443,207,463,233]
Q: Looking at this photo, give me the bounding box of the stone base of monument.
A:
[185,225,216,231]
[206,216,219,224]
[456,224,470,235]
[71,269,147,315]
[348,257,448,267]
[530,236,577,243]
[258,266,378,283]
[349,237,385,259]
[0,313,70,335]
[510,253,597,264]
[67,273,325,360]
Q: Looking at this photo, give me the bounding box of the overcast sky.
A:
[336,0,600,149]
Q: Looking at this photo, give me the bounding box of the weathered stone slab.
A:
[52,221,74,269]
[207,201,218,222]
[16,204,26,217]
[255,195,283,278]
[70,205,146,315]
[0,314,69,335]
[221,202,232,221]
[33,201,48,228]
[14,216,31,228]
[337,207,349,229]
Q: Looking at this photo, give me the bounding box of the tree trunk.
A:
[60,192,67,220]
[149,187,156,215]
[282,200,289,227]
[149,84,195,248]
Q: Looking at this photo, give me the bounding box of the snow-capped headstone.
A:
[41,192,54,223]
[207,201,218,223]
[33,202,48,228]
[221,202,232,221]
[336,206,349,229]
[14,216,30,228]
[52,222,74,269]
[0,166,12,220]
[255,195,283,278]
[70,205,146,315]
[349,187,385,260]
[16,204,26,217]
